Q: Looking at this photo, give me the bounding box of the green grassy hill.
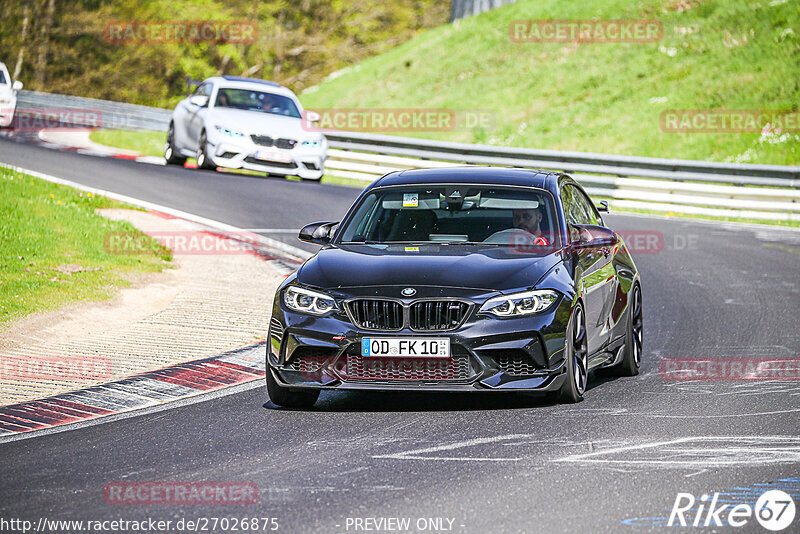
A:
[301,0,799,165]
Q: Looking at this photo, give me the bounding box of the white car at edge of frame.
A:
[165,75,327,181]
[0,62,23,129]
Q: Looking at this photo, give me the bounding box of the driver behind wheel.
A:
[512,207,544,237]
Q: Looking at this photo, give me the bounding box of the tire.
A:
[266,367,320,408]
[196,130,215,170]
[164,123,186,165]
[558,302,588,403]
[614,283,642,377]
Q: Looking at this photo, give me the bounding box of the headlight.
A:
[479,290,559,317]
[301,139,323,147]
[284,286,339,316]
[214,125,244,137]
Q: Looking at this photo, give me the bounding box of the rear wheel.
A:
[558,303,588,403]
[164,123,186,165]
[196,130,215,170]
[266,367,319,408]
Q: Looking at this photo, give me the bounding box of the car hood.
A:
[205,108,311,139]
[0,86,15,99]
[297,244,562,292]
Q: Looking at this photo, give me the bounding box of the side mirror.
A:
[189,94,209,107]
[597,200,609,213]
[570,224,618,251]
[12,81,23,92]
[305,110,321,122]
[299,221,338,245]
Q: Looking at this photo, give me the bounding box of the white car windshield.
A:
[214,88,300,118]
[0,70,7,85]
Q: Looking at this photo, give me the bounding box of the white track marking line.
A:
[554,436,800,467]
[373,434,531,461]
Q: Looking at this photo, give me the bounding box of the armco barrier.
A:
[12,91,800,221]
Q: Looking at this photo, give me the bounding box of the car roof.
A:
[203,76,296,98]
[372,167,561,192]
[221,75,281,87]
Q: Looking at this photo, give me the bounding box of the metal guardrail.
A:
[17,90,171,131]
[12,90,800,222]
[325,131,800,187]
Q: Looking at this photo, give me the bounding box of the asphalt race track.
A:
[1,136,800,532]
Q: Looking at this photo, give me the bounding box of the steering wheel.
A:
[483,228,537,244]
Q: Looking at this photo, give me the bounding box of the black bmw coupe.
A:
[267,167,642,407]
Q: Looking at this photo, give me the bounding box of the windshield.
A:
[214,88,301,118]
[0,70,7,85]
[338,185,560,249]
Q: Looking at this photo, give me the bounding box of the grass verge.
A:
[90,129,165,158]
[0,166,172,330]
[301,0,799,165]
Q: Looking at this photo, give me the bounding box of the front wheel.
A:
[266,367,319,408]
[558,303,588,403]
[615,283,642,376]
[196,130,215,170]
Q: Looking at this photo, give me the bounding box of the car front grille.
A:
[343,345,475,382]
[410,301,470,331]
[243,157,297,169]
[346,299,470,331]
[250,135,297,149]
[347,299,403,331]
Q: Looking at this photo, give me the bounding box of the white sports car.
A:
[165,76,327,181]
[0,62,23,128]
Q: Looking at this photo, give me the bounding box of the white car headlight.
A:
[479,290,559,317]
[301,138,323,148]
[284,286,339,316]
[214,124,245,137]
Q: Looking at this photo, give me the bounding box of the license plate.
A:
[361,338,450,358]
[254,149,292,163]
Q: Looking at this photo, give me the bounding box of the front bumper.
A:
[0,104,15,127]
[267,289,572,393]
[209,135,326,179]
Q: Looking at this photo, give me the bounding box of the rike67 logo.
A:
[669,490,796,531]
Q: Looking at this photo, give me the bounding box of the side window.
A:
[573,187,601,226]
[561,185,589,226]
